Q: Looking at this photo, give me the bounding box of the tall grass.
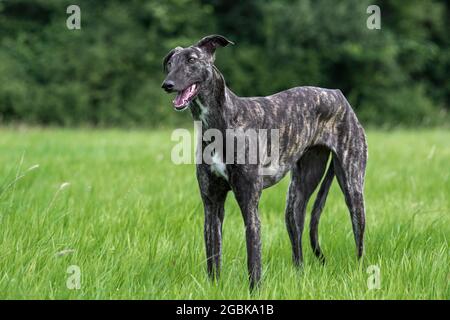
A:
[0,128,448,299]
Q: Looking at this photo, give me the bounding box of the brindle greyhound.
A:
[162,35,368,289]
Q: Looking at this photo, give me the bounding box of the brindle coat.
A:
[162,35,368,289]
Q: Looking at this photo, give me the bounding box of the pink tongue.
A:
[173,84,197,108]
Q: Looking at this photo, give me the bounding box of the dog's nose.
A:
[162,80,175,92]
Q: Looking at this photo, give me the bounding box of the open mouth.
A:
[173,83,199,110]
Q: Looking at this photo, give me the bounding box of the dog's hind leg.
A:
[285,146,329,267]
[333,141,367,259]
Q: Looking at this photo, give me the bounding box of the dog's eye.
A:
[188,57,196,64]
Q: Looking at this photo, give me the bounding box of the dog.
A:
[162,35,368,289]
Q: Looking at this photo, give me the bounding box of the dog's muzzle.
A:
[161,80,175,93]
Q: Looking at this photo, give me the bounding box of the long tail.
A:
[309,157,335,263]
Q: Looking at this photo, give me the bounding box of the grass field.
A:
[0,127,448,299]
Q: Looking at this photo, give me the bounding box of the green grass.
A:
[0,127,448,299]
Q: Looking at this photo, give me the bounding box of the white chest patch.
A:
[210,153,228,181]
[196,100,209,125]
[262,163,280,176]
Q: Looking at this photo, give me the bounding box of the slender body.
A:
[162,35,368,289]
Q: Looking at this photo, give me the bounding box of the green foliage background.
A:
[0,0,448,127]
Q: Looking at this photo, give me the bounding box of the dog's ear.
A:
[163,47,183,72]
[196,35,234,61]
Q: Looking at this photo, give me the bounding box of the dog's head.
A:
[161,35,234,111]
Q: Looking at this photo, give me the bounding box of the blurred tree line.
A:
[0,0,448,127]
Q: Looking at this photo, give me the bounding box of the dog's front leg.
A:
[243,203,262,291]
[203,198,226,280]
[197,164,229,281]
[231,173,263,290]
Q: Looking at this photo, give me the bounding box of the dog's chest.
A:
[192,99,209,126]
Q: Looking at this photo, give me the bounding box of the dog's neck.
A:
[190,65,233,129]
